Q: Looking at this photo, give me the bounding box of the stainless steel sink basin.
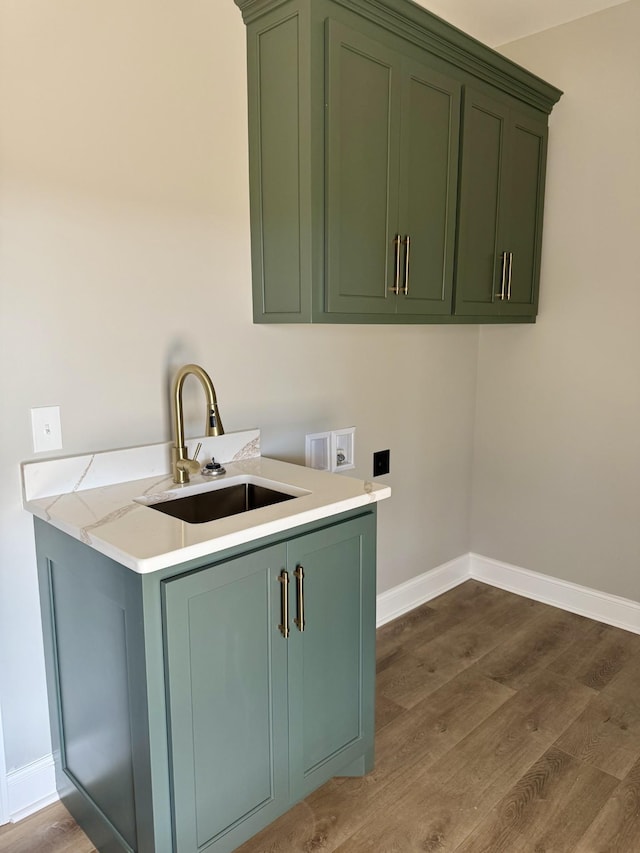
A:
[146,482,297,524]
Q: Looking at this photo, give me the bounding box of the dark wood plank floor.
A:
[2,581,639,852]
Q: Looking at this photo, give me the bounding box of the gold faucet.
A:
[171,363,224,484]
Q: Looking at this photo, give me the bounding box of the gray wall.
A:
[472,0,640,600]
[2,0,638,788]
[0,1,477,773]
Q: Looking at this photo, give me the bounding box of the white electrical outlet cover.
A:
[305,432,331,470]
[331,427,355,472]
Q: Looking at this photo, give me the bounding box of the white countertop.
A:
[22,432,391,573]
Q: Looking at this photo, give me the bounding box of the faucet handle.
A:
[192,442,202,462]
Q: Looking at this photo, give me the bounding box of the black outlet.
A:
[373,449,390,477]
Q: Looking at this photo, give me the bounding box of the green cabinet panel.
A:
[162,546,289,852]
[454,90,506,314]
[454,87,548,318]
[34,507,377,853]
[248,12,309,319]
[398,59,460,315]
[34,519,158,853]
[507,114,548,312]
[287,516,376,796]
[325,21,459,317]
[49,557,138,850]
[236,0,561,324]
[325,21,401,314]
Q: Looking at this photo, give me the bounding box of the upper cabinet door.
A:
[325,21,461,318]
[397,60,460,315]
[504,112,548,315]
[454,88,508,316]
[325,20,402,314]
[454,87,548,318]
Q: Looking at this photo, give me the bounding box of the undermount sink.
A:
[142,480,300,524]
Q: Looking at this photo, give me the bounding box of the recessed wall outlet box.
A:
[331,427,355,472]
[305,432,331,471]
[31,406,63,453]
[373,449,390,477]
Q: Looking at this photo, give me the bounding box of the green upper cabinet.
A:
[454,88,548,318]
[325,21,460,317]
[235,0,561,324]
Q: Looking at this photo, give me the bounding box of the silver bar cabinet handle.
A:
[402,235,411,296]
[278,570,290,639]
[294,566,305,632]
[392,235,401,295]
[496,252,507,300]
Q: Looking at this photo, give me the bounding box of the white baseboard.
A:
[0,778,7,827]
[470,553,640,635]
[0,706,8,826]
[376,551,640,636]
[376,554,470,627]
[6,754,58,823]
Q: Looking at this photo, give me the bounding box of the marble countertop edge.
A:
[23,450,391,574]
[89,491,385,573]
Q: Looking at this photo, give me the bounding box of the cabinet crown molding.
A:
[233,0,563,114]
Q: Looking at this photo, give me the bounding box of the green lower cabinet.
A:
[34,509,376,853]
[163,515,376,851]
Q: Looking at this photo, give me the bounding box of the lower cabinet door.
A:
[287,515,376,797]
[162,545,289,853]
